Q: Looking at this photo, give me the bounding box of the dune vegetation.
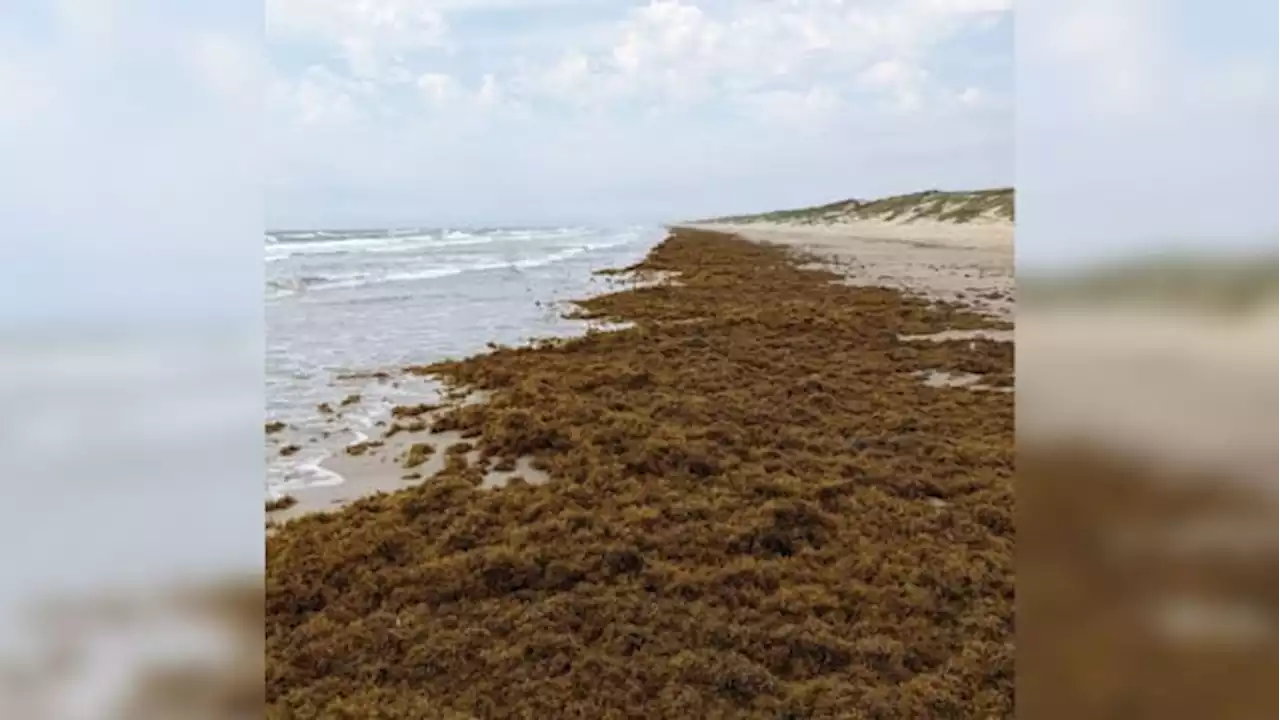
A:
[706,188,1014,226]
[1019,249,1279,313]
[266,229,1014,718]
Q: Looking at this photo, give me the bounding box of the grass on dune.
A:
[1020,250,1279,313]
[706,188,1015,226]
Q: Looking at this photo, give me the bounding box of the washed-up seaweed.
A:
[267,230,1014,718]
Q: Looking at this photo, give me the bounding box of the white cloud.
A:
[416,71,456,104]
[3,0,263,329]
[50,0,121,48]
[268,0,448,45]
[1028,0,1275,122]
[544,51,592,97]
[742,85,842,128]
[565,0,1009,113]
[286,65,364,125]
[915,0,1013,13]
[269,0,449,83]
[267,0,1016,225]
[1018,0,1277,265]
[611,0,714,75]
[1038,0,1163,117]
[269,0,1012,126]
[857,59,930,110]
[413,71,504,112]
[476,73,502,107]
[188,33,262,113]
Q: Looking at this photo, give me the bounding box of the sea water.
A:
[265,225,664,497]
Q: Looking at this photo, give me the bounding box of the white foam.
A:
[431,234,497,248]
[271,449,345,493]
[265,230,504,262]
[293,248,594,291]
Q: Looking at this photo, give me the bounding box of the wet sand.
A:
[266,393,548,527]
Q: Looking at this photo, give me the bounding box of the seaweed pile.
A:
[1019,445,1276,719]
[267,229,1014,718]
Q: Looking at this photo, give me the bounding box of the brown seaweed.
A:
[266,230,1014,718]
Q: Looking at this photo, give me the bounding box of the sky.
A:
[1017,0,1278,266]
[265,0,1017,229]
[1,1,262,323]
[0,0,1275,323]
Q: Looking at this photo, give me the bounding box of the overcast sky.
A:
[1017,0,1277,266]
[265,0,1016,229]
[0,0,1275,323]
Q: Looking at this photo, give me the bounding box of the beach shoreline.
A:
[267,388,550,526]
[266,225,1017,715]
[267,217,1017,528]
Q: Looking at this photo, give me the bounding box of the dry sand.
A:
[689,216,1017,394]
[1017,305,1277,488]
[683,218,1015,318]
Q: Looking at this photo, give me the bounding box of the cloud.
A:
[268,0,448,45]
[188,32,263,114]
[2,1,263,325]
[958,86,983,105]
[269,0,449,83]
[271,0,1012,116]
[417,71,457,104]
[266,0,1016,226]
[290,65,365,124]
[857,59,930,110]
[477,73,502,106]
[1034,0,1164,117]
[739,85,843,128]
[1017,0,1278,266]
[592,0,1009,111]
[541,51,592,99]
[48,0,121,48]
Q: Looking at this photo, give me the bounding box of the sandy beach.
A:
[683,217,1015,318]
[1017,299,1275,718]
[1018,305,1277,487]
[266,390,549,526]
[267,213,1018,528]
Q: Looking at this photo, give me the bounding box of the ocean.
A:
[265,224,665,498]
